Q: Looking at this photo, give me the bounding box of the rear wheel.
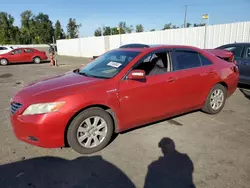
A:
[33,57,41,64]
[0,59,8,66]
[202,84,227,114]
[67,107,114,154]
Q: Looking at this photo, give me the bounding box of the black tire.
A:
[33,56,41,64]
[0,58,8,66]
[202,84,227,114]
[67,107,114,154]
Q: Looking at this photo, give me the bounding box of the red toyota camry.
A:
[10,45,239,154]
[0,47,47,65]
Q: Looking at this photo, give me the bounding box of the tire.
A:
[67,107,114,154]
[202,84,227,114]
[33,57,41,64]
[0,58,8,66]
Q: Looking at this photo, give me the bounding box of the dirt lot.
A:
[0,57,250,188]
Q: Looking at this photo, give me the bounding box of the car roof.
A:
[218,42,250,47]
[116,44,201,52]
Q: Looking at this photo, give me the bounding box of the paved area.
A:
[0,58,249,188]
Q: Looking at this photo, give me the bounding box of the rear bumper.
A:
[10,112,69,148]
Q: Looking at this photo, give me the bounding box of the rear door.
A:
[23,48,34,62]
[240,45,250,84]
[171,49,213,109]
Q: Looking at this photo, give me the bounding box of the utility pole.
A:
[184,5,187,28]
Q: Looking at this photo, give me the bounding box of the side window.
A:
[199,54,213,66]
[0,47,7,50]
[246,46,250,59]
[223,46,243,58]
[12,49,22,54]
[173,51,201,71]
[24,49,33,53]
[133,51,170,76]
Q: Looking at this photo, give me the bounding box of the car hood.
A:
[13,71,104,102]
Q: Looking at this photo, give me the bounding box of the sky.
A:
[1,0,250,37]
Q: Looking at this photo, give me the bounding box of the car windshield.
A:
[78,50,140,79]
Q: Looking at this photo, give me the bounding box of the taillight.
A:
[228,55,234,63]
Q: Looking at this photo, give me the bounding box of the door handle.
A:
[167,77,178,82]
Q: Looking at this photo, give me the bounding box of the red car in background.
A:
[10,44,239,154]
[0,48,48,65]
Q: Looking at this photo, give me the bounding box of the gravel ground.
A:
[0,57,249,188]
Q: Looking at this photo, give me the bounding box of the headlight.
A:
[22,102,65,115]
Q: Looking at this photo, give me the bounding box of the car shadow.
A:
[0,156,136,188]
[238,84,250,100]
[120,110,198,134]
[7,60,50,66]
[144,137,196,188]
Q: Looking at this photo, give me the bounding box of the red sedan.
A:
[10,45,239,154]
[0,48,48,65]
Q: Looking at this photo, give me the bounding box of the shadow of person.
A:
[0,155,135,188]
[144,138,196,188]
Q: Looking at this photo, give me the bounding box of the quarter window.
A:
[173,51,201,70]
[199,54,213,66]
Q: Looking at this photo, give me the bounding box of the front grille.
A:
[10,102,23,114]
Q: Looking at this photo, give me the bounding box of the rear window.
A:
[222,46,243,58]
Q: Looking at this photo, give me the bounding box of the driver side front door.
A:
[8,49,23,63]
[118,50,181,130]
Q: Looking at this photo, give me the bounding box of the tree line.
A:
[0,10,81,44]
[94,22,206,36]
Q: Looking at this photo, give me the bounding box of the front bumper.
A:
[10,111,69,148]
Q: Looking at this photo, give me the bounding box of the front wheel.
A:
[67,107,114,154]
[202,84,227,114]
[0,59,8,66]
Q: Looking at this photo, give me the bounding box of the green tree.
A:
[54,20,65,40]
[136,24,144,32]
[150,29,155,32]
[103,26,111,36]
[94,27,102,36]
[33,13,54,43]
[163,23,172,30]
[0,12,18,44]
[20,10,35,44]
[67,18,82,38]
[111,27,119,35]
[118,21,133,34]
[186,22,192,28]
[194,23,205,27]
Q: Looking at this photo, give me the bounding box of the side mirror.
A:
[127,69,146,80]
[10,52,14,55]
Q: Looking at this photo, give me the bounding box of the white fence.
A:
[3,44,53,48]
[57,21,250,58]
